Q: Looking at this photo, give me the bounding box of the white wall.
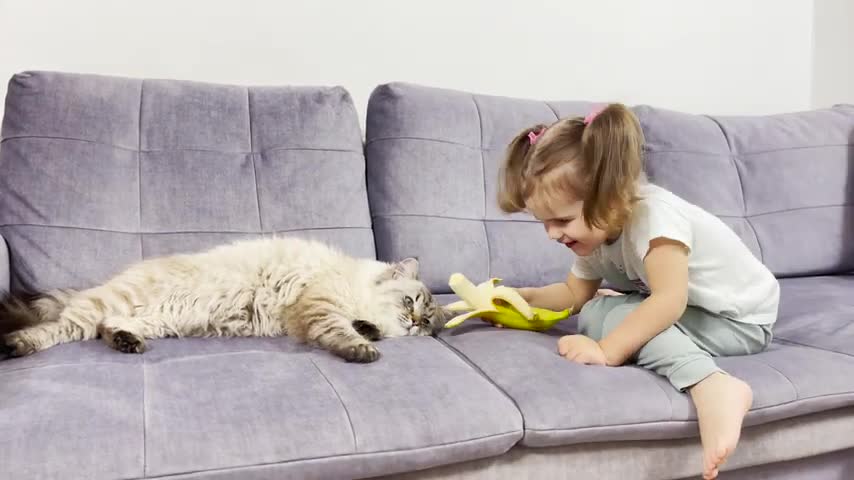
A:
[812,0,854,108]
[1,0,815,127]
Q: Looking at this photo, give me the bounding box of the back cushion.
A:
[638,106,854,277]
[366,83,596,293]
[0,71,373,292]
[366,83,854,293]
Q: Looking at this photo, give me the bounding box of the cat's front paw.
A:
[110,331,147,354]
[342,343,380,363]
[1,333,37,358]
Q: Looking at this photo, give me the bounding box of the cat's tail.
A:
[0,289,75,338]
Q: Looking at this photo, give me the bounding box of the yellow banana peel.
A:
[444,273,572,331]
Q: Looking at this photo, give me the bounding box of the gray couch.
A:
[1,71,853,480]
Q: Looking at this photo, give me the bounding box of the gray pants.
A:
[579,293,773,391]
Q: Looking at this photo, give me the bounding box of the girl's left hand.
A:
[557,335,608,366]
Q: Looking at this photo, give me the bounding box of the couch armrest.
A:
[0,234,9,294]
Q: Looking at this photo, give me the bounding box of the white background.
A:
[0,0,849,126]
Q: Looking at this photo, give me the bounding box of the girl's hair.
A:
[497,103,644,235]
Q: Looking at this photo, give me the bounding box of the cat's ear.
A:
[392,257,420,280]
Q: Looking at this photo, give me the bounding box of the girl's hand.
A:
[482,287,534,328]
[558,334,608,366]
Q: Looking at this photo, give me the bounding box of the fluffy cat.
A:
[0,236,446,363]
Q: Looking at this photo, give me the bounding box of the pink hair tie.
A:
[528,128,546,145]
[584,106,605,125]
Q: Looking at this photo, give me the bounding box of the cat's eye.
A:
[403,296,414,309]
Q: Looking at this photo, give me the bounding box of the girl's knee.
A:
[577,297,606,337]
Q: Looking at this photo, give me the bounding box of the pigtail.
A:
[580,104,644,234]
[497,123,549,213]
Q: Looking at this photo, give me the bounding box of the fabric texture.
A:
[440,319,854,447]
[636,105,854,278]
[0,337,522,480]
[572,183,779,325]
[0,71,375,292]
[380,407,854,480]
[0,233,8,294]
[366,83,597,293]
[367,83,854,293]
[579,293,771,390]
[774,275,854,356]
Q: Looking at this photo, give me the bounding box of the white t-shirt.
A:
[571,183,779,325]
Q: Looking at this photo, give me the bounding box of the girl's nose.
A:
[545,223,562,240]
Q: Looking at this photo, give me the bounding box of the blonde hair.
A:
[497,103,644,235]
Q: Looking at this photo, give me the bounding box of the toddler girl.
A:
[497,104,779,480]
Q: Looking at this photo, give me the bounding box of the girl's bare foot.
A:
[690,372,753,479]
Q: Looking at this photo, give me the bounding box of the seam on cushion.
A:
[246,88,264,233]
[371,213,539,223]
[131,430,519,480]
[646,376,675,421]
[308,357,358,453]
[142,357,148,476]
[742,203,854,219]
[372,204,852,223]
[738,143,854,156]
[523,391,854,433]
[472,95,491,279]
[706,115,764,262]
[0,224,371,235]
[544,102,561,121]
[436,336,526,433]
[0,360,142,376]
[645,144,854,157]
[741,356,800,401]
[138,80,145,260]
[644,148,728,157]
[773,337,854,359]
[0,136,361,155]
[364,135,479,150]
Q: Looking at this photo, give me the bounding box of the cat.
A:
[0,236,447,363]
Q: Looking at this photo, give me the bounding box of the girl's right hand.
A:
[483,286,535,328]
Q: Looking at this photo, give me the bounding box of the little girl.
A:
[497,104,779,480]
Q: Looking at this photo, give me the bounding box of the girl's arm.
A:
[598,238,689,366]
[520,272,601,312]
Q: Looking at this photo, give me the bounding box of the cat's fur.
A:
[0,236,447,363]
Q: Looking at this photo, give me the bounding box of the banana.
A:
[444,273,571,331]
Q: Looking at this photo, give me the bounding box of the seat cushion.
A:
[774,275,854,356]
[0,71,374,292]
[0,337,522,480]
[439,316,854,448]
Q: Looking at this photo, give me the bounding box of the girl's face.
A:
[530,199,611,257]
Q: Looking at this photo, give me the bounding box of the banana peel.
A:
[444,273,571,331]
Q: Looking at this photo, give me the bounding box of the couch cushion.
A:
[0,234,8,294]
[366,83,854,293]
[439,320,854,447]
[774,275,854,356]
[366,83,596,293]
[0,71,374,292]
[0,337,522,480]
[637,106,854,278]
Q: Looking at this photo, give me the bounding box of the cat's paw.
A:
[2,332,38,358]
[342,343,380,363]
[110,331,147,354]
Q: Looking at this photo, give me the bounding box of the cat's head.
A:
[374,258,448,337]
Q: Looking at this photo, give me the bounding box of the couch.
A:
[1,71,853,479]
